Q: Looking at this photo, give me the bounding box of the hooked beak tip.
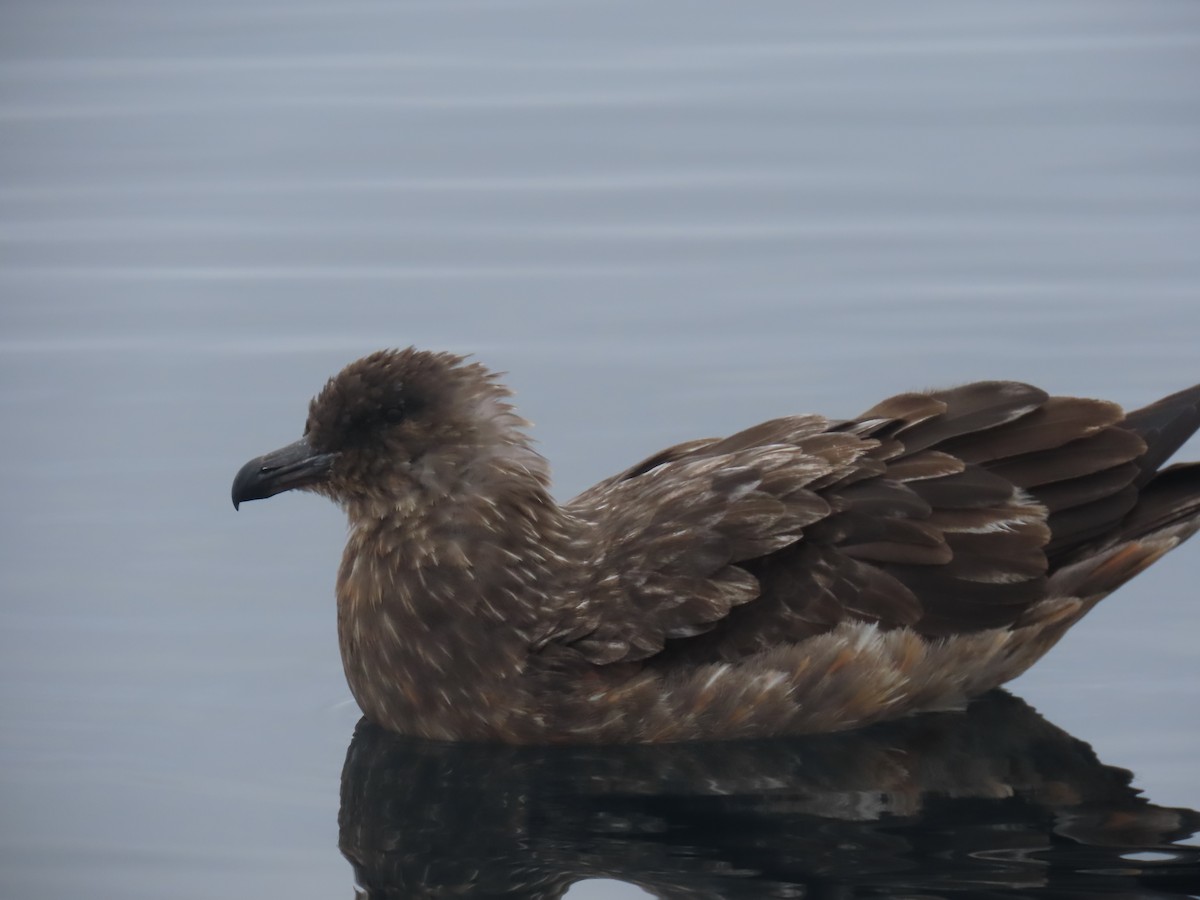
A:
[231,437,336,510]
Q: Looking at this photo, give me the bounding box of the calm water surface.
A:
[2,2,1199,897]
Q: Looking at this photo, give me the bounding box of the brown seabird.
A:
[232,349,1200,743]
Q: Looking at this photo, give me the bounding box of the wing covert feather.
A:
[557,381,1158,667]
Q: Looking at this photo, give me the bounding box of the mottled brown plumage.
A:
[232,349,1200,743]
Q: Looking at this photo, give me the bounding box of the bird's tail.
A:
[1048,383,1200,602]
[1123,383,1200,486]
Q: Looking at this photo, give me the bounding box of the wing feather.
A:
[556,380,1170,668]
[878,382,1049,451]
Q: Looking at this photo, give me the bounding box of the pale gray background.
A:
[2,1,1198,897]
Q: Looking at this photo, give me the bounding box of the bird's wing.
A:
[558,382,1147,666]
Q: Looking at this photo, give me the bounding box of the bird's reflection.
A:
[338,691,1199,899]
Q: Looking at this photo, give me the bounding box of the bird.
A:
[232,349,1200,744]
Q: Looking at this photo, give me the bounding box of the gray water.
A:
[2,2,1199,897]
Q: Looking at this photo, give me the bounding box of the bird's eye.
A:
[338,400,406,446]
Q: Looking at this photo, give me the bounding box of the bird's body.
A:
[233,350,1200,743]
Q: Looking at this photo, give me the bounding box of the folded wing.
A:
[561,381,1196,668]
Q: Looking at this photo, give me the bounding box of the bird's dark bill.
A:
[232,437,337,509]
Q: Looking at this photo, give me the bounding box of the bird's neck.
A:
[335,463,574,740]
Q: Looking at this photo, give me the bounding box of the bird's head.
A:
[232,348,545,515]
